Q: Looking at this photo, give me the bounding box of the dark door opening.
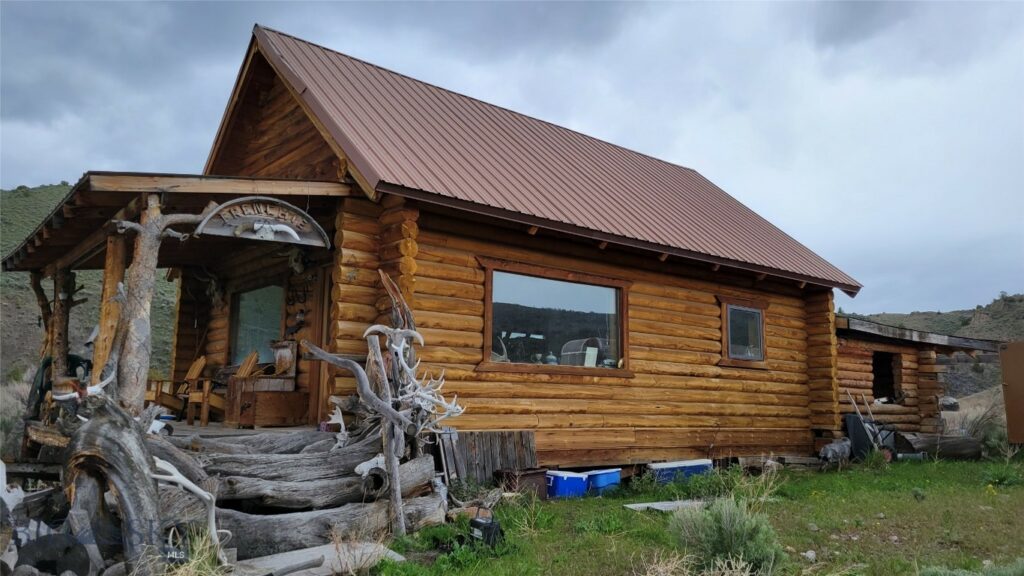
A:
[871,351,903,402]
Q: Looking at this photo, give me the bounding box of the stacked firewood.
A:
[3,273,460,575]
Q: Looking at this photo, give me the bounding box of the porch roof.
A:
[1,171,352,274]
[836,315,1002,353]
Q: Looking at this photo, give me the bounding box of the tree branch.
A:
[113,220,145,236]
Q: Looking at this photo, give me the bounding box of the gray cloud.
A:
[1,1,1021,314]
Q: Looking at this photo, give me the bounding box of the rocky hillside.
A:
[0,183,177,383]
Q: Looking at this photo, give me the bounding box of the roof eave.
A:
[377,181,863,295]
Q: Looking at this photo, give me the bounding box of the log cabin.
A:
[1,25,1000,467]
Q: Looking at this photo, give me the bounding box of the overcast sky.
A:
[1,2,1021,314]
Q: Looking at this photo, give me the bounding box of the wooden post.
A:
[113,194,217,414]
[92,236,128,383]
[50,268,74,378]
[30,271,53,358]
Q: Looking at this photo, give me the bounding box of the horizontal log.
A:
[629,346,720,365]
[629,331,722,354]
[630,306,721,329]
[628,292,721,317]
[332,266,379,288]
[201,434,379,481]
[629,319,719,341]
[448,413,811,430]
[442,381,810,406]
[417,346,483,364]
[415,260,484,284]
[416,276,483,300]
[418,327,483,348]
[219,455,434,509]
[413,310,484,332]
[339,230,378,253]
[457,397,811,418]
[218,493,445,560]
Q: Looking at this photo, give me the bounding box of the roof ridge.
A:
[254,24,703,177]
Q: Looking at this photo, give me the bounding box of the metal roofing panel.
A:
[255,26,860,292]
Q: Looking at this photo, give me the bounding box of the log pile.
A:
[3,271,459,575]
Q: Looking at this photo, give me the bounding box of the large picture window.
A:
[718,296,767,369]
[230,284,285,365]
[478,258,631,376]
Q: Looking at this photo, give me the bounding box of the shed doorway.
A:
[871,351,903,402]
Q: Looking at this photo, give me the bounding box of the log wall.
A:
[207,51,340,180]
[170,274,211,382]
[836,336,925,432]
[805,291,840,444]
[393,205,816,466]
[328,197,383,399]
[917,349,946,434]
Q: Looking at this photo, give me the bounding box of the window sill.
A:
[475,361,635,378]
[718,357,769,370]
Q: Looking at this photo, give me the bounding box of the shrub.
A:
[983,463,1023,487]
[862,449,890,471]
[499,492,555,533]
[669,497,785,574]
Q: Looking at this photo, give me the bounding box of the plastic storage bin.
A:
[546,471,588,499]
[647,459,713,484]
[585,468,622,494]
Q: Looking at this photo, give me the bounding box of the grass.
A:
[375,461,1024,576]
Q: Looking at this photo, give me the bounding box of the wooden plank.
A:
[88,173,353,197]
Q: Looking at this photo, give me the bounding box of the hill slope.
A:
[855,293,1024,343]
[0,183,177,382]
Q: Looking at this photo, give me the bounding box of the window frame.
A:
[717,295,768,369]
[476,256,634,377]
[228,279,288,366]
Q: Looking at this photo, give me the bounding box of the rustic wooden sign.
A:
[194,196,331,248]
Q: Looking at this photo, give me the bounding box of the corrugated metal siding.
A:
[256,26,860,291]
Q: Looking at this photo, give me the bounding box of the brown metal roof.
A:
[253,25,861,294]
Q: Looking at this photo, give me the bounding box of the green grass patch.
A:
[377,461,1024,576]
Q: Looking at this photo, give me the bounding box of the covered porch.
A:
[3,171,355,428]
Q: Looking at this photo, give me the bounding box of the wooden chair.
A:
[187,351,259,426]
[145,356,207,413]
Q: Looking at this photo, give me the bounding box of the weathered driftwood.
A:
[217,493,445,560]
[158,486,206,530]
[218,455,434,510]
[112,196,217,413]
[166,430,335,455]
[64,396,163,575]
[200,433,380,481]
[234,543,405,576]
[144,435,219,495]
[895,432,982,460]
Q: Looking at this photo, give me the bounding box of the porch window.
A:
[230,284,285,365]
[718,296,767,368]
[478,257,631,376]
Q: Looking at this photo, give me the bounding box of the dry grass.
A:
[631,552,757,576]
[0,379,31,443]
[944,387,1005,437]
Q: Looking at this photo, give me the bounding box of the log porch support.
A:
[91,235,128,383]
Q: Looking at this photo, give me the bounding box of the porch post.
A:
[92,235,128,383]
[50,268,75,382]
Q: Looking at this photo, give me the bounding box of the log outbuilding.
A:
[3,25,999,468]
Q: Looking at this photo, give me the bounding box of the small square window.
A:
[718,296,767,369]
[727,305,764,361]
